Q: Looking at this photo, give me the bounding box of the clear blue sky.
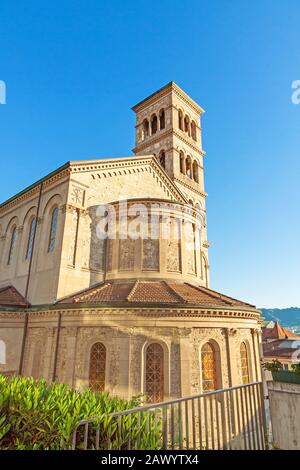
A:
[0,0,299,308]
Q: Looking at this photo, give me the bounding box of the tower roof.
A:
[132,81,204,114]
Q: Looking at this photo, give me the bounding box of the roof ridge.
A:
[185,284,234,306]
[75,283,112,303]
[126,280,140,301]
[194,284,254,307]
[0,285,30,307]
[164,281,188,303]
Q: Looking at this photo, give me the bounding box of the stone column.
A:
[116,333,131,399]
[128,335,143,398]
[179,332,192,397]
[0,235,6,266]
[251,328,260,381]
[256,329,263,381]
[42,327,56,381]
[225,328,238,387]
[63,327,78,387]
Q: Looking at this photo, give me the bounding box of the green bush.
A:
[0,375,161,450]
[262,359,283,372]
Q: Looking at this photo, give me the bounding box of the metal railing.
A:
[72,381,267,450]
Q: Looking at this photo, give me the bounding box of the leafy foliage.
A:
[0,375,161,450]
[262,360,283,372]
[291,363,300,375]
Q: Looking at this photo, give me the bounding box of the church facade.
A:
[0,83,262,402]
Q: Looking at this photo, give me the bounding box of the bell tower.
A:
[132,82,206,207]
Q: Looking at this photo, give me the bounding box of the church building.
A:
[0,83,262,402]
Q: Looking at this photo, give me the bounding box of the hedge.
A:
[0,374,161,450]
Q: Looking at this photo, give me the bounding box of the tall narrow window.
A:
[7,227,17,265]
[201,342,217,391]
[151,115,158,135]
[145,343,164,403]
[191,121,197,141]
[26,218,36,260]
[48,207,59,253]
[240,342,250,384]
[179,151,185,174]
[184,115,190,135]
[193,161,199,183]
[143,119,149,139]
[186,156,192,178]
[159,109,165,130]
[159,151,166,169]
[89,342,106,392]
[178,110,183,130]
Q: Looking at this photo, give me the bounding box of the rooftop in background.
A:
[262,321,300,341]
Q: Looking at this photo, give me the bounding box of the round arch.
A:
[141,339,170,402]
[199,338,222,392]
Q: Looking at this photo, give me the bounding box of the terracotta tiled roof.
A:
[263,339,300,360]
[58,280,256,309]
[0,285,29,307]
[262,321,300,341]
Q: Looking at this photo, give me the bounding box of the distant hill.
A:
[260,308,300,327]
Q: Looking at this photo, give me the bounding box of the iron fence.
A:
[72,381,267,450]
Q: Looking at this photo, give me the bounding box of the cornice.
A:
[133,128,173,153]
[0,169,71,217]
[173,130,206,156]
[132,82,204,116]
[133,129,205,157]
[109,197,202,220]
[0,305,261,321]
[173,177,207,198]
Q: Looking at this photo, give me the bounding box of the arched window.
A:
[89,342,106,392]
[184,115,190,135]
[178,110,183,130]
[26,217,36,260]
[151,115,158,135]
[159,109,165,130]
[179,151,185,174]
[201,342,217,391]
[7,227,17,265]
[240,342,250,384]
[191,121,197,141]
[159,150,166,169]
[186,156,192,178]
[48,207,59,253]
[142,119,149,139]
[145,343,164,403]
[193,161,199,183]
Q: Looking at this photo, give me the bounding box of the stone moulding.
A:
[0,305,261,321]
[132,82,204,116]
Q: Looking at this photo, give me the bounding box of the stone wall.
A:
[268,380,300,450]
[0,307,262,401]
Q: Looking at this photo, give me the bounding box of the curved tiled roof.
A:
[58,280,256,309]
